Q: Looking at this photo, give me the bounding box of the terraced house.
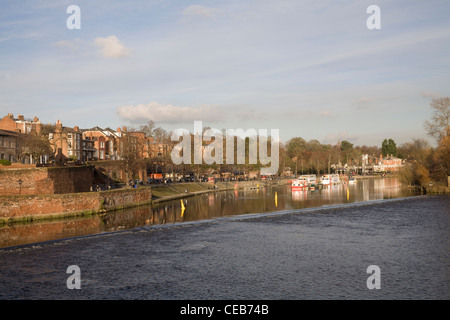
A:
[0,113,175,184]
[0,113,43,164]
[0,129,19,163]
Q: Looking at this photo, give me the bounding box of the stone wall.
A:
[0,187,152,223]
[0,166,95,196]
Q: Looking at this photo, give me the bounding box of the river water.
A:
[0,177,448,300]
[0,177,418,249]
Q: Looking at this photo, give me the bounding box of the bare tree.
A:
[119,134,145,183]
[140,120,156,137]
[19,134,53,164]
[424,97,450,142]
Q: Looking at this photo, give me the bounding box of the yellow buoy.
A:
[181,199,185,217]
[346,188,349,200]
[275,191,278,207]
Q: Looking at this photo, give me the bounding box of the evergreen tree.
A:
[381,139,397,157]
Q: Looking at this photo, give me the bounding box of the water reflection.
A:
[0,177,419,248]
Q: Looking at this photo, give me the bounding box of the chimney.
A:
[35,121,42,135]
[7,113,13,119]
[33,116,39,122]
[56,120,63,132]
[117,127,121,133]
[74,126,79,132]
[18,114,24,121]
[122,126,127,132]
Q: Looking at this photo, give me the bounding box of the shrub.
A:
[398,164,414,186]
[0,159,12,166]
[399,162,430,187]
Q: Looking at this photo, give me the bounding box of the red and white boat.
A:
[291,178,308,191]
[301,175,317,190]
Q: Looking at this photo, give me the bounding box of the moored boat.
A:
[300,174,317,190]
[320,174,341,186]
[291,178,308,190]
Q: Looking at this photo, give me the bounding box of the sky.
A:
[1,0,449,147]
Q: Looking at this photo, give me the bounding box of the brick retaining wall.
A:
[0,187,152,223]
[0,166,95,195]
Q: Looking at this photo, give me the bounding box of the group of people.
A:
[90,185,111,192]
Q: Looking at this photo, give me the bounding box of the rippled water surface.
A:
[0,178,448,300]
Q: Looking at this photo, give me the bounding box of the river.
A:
[0,177,417,249]
[0,177,448,300]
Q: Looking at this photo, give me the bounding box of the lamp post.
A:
[18,179,23,195]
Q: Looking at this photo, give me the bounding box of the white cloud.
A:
[94,36,130,59]
[117,102,225,124]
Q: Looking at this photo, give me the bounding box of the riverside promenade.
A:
[151,179,289,203]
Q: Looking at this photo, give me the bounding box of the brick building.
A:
[372,154,404,173]
[46,120,82,163]
[0,114,43,163]
[0,129,20,162]
[81,126,123,161]
[0,113,42,135]
[0,113,176,177]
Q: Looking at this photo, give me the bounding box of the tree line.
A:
[12,97,449,187]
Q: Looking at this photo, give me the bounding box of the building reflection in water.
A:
[0,177,418,248]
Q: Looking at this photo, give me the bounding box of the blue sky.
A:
[1,0,449,147]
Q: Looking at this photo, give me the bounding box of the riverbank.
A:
[0,180,290,225]
[355,174,450,194]
[424,182,450,194]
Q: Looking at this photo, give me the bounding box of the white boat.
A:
[320,174,340,185]
[348,176,357,184]
[300,174,317,190]
[291,178,308,190]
